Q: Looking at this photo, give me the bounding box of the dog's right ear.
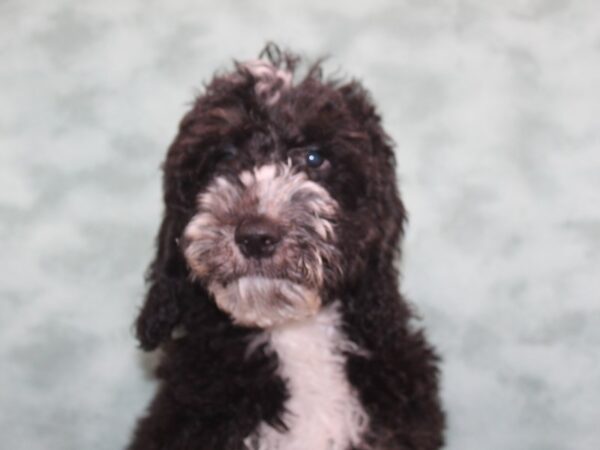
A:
[135,103,215,351]
[135,207,190,351]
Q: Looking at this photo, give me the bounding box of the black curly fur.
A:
[128,44,445,450]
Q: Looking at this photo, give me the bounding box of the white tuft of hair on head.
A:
[241,60,293,105]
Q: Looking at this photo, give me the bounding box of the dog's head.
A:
[137,46,405,346]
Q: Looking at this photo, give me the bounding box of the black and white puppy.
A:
[128,45,445,450]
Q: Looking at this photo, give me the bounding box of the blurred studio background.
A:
[1,1,599,449]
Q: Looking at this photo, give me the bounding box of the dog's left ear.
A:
[338,81,407,262]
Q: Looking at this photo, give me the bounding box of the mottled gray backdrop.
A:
[1,1,599,449]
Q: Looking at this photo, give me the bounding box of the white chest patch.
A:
[247,302,369,450]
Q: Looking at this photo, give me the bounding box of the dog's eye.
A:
[216,143,237,163]
[306,149,325,168]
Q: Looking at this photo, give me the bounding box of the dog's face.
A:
[162,56,404,329]
[182,161,339,328]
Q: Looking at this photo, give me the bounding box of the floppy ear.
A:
[135,111,205,351]
[135,94,227,350]
[338,81,406,268]
[135,206,190,351]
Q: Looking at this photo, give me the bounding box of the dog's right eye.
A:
[215,143,237,163]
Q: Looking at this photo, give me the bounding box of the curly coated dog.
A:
[128,45,445,450]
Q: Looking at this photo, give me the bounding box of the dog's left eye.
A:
[306,149,325,168]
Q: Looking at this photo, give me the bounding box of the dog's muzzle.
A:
[182,163,341,328]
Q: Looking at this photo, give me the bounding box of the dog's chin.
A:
[208,276,321,328]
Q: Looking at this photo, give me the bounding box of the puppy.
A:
[128,45,444,450]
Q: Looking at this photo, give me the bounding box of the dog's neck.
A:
[247,301,368,450]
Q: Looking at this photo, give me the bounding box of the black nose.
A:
[235,217,283,259]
